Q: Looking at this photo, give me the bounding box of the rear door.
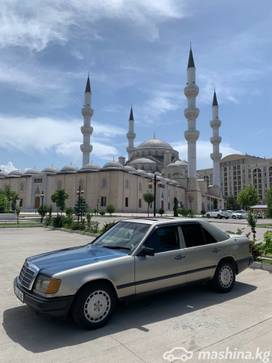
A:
[178,222,221,283]
[134,225,186,294]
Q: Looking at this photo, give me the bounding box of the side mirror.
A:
[138,246,155,257]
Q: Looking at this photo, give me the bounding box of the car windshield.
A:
[92,221,150,252]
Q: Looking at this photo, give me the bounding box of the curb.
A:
[250,261,272,273]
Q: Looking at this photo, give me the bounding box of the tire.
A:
[71,282,117,329]
[211,261,236,293]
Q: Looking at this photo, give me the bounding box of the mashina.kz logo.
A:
[163,347,193,362]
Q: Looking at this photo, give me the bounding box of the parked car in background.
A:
[205,209,231,219]
[232,210,248,219]
[14,218,253,329]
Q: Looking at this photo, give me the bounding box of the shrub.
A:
[64,207,74,227]
[106,204,115,215]
[158,208,164,216]
[101,221,116,233]
[90,221,99,233]
[99,210,105,216]
[52,215,65,228]
[38,205,48,223]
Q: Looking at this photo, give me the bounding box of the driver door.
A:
[134,225,185,294]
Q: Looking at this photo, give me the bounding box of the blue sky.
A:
[0,0,271,172]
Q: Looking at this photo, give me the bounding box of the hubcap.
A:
[84,290,111,323]
[219,265,233,288]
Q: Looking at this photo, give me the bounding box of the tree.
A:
[237,185,258,210]
[106,204,115,216]
[266,187,272,218]
[226,196,239,210]
[37,205,48,223]
[3,185,18,211]
[173,197,178,217]
[143,192,154,217]
[51,189,69,214]
[247,211,257,241]
[0,192,8,213]
[74,196,88,223]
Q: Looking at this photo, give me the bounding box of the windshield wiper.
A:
[101,245,131,251]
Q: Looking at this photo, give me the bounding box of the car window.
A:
[181,223,217,247]
[144,226,180,253]
[93,222,150,251]
[202,227,216,244]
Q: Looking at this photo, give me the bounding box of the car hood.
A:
[27,244,128,275]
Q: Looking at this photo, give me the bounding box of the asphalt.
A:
[0,227,271,363]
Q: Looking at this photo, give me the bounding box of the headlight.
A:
[34,274,61,294]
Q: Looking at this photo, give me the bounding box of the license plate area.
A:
[14,283,24,303]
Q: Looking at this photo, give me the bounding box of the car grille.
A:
[18,261,39,290]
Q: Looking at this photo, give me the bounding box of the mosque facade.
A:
[0,48,224,213]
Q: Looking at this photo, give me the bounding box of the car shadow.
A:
[2,281,256,353]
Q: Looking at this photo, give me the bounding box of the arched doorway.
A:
[35,196,40,209]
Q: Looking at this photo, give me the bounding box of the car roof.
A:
[121,217,204,226]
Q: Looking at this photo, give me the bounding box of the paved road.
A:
[0,228,271,363]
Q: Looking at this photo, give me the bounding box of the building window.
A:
[139,182,142,192]
[101,196,107,207]
[20,182,24,191]
[125,197,129,207]
[34,178,42,184]
[139,198,142,208]
[125,179,129,189]
[57,180,62,189]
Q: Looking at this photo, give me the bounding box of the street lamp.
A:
[40,191,45,208]
[76,185,84,223]
[148,172,160,217]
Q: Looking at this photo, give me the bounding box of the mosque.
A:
[0,48,224,213]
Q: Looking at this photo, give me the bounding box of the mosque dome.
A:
[8,170,22,176]
[102,161,124,170]
[167,160,188,167]
[79,163,101,172]
[124,165,136,171]
[137,138,173,150]
[60,165,78,173]
[129,158,156,165]
[24,169,40,175]
[42,167,59,174]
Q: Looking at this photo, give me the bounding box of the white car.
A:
[232,210,248,219]
[205,210,230,219]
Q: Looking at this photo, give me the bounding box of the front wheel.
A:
[211,262,236,293]
[72,282,117,329]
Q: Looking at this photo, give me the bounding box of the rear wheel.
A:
[72,282,117,329]
[212,261,236,292]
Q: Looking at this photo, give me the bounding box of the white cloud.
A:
[0,115,124,161]
[0,161,17,173]
[0,0,189,51]
[173,140,242,169]
[141,87,181,121]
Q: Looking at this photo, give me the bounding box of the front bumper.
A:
[14,277,74,318]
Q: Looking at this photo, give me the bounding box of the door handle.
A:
[174,254,186,260]
[212,248,220,253]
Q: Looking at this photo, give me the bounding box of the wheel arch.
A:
[70,278,119,308]
[217,256,238,274]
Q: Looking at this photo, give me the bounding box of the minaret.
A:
[80,76,93,167]
[126,106,136,160]
[184,47,200,178]
[210,91,222,187]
